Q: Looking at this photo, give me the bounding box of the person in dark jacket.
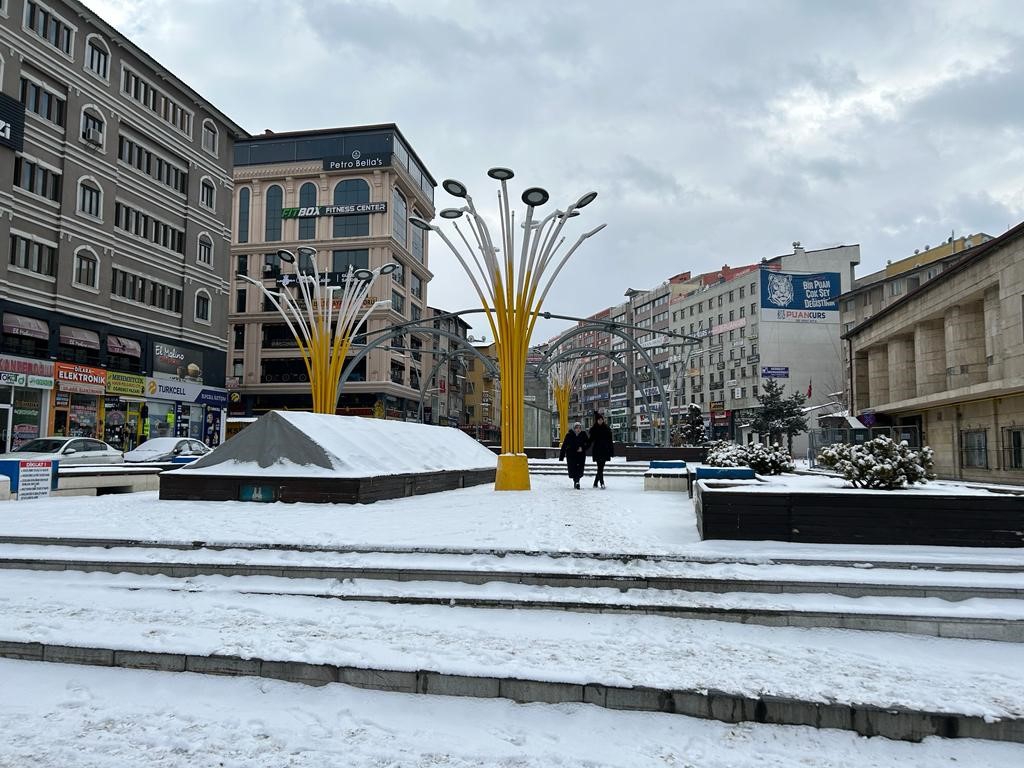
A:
[589,412,615,488]
[559,421,590,489]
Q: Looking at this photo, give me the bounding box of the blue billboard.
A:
[759,269,841,323]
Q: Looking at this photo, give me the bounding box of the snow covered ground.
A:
[2,659,1021,768]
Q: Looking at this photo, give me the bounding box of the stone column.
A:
[867,345,890,406]
[887,337,916,402]
[944,302,986,387]
[984,286,1003,381]
[914,320,946,396]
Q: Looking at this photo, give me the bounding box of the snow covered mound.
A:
[181,411,497,477]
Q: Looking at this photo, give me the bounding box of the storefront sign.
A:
[106,371,146,397]
[26,375,53,389]
[761,366,790,378]
[709,400,726,413]
[322,152,392,171]
[17,460,53,500]
[0,372,26,386]
[146,377,228,407]
[281,202,388,219]
[0,93,26,153]
[153,342,204,382]
[711,318,746,335]
[55,363,106,394]
[760,269,841,323]
[0,354,53,378]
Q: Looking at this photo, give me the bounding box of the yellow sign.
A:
[106,371,146,397]
[372,400,385,419]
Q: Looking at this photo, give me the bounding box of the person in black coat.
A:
[589,412,615,488]
[559,421,590,489]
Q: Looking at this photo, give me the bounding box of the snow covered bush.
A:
[816,437,935,490]
[705,441,795,475]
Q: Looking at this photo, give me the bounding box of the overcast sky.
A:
[91,0,1024,341]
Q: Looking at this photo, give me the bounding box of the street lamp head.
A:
[296,246,318,257]
[521,187,550,206]
[353,268,374,281]
[575,191,598,209]
[487,167,515,181]
[378,263,401,275]
[557,210,581,219]
[276,249,296,263]
[408,216,433,231]
[442,179,468,198]
[439,208,464,220]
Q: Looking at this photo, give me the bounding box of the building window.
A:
[78,178,101,218]
[392,188,407,247]
[237,188,250,244]
[1004,428,1024,470]
[24,1,74,56]
[410,209,425,263]
[201,120,218,156]
[411,304,421,322]
[333,179,370,238]
[200,178,215,209]
[889,280,903,297]
[391,290,405,315]
[73,248,98,288]
[197,234,213,265]
[299,182,317,240]
[111,268,181,312]
[961,430,988,469]
[14,156,61,201]
[10,233,57,277]
[235,289,247,313]
[114,201,184,254]
[195,291,211,322]
[81,108,104,146]
[331,249,368,273]
[121,66,192,136]
[411,274,422,300]
[85,35,109,79]
[117,133,188,194]
[265,185,283,241]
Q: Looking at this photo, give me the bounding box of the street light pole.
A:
[411,170,605,490]
[238,246,398,414]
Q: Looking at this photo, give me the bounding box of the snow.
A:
[3,660,1017,768]
[702,472,1004,496]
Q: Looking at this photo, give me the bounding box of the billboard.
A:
[760,269,840,323]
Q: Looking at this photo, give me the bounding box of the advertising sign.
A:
[106,371,146,397]
[55,363,106,394]
[0,93,26,153]
[711,318,746,335]
[760,269,841,323]
[322,152,392,171]
[761,367,790,378]
[709,400,726,413]
[282,202,387,219]
[153,342,205,382]
[146,378,228,407]
[0,372,26,387]
[0,354,53,378]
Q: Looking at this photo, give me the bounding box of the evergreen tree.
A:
[751,379,808,450]
[677,402,706,445]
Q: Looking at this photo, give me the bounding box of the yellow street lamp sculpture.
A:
[238,246,398,414]
[549,358,585,444]
[410,170,605,491]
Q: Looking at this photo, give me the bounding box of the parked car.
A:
[123,437,211,464]
[0,437,124,465]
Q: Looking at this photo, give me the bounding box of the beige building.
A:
[228,125,435,419]
[463,341,498,442]
[844,221,1024,481]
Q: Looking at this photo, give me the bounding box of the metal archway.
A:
[539,323,688,446]
[535,346,660,444]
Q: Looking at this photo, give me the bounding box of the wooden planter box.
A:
[159,467,496,505]
[694,482,1024,547]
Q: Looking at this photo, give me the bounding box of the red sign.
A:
[439,379,446,393]
[55,363,106,394]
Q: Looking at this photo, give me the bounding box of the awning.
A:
[2,313,48,340]
[59,325,100,349]
[107,334,142,357]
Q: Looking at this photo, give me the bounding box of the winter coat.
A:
[589,421,615,463]
[559,429,590,480]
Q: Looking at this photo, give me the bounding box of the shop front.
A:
[103,371,147,451]
[52,363,106,438]
[144,377,228,447]
[0,355,54,451]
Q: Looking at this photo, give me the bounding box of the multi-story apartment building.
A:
[667,243,860,454]
[843,222,1024,481]
[227,124,435,420]
[424,306,470,427]
[0,0,244,451]
[463,340,498,442]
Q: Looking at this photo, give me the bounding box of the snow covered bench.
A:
[688,466,756,497]
[644,461,688,492]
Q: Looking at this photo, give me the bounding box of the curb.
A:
[1,639,1020,743]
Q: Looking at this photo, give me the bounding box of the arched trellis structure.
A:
[534,346,662,444]
[417,346,499,423]
[536,322,699,447]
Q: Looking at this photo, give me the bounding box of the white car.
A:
[1,437,124,466]
[123,437,211,463]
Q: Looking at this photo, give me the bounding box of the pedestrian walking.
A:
[558,421,590,489]
[589,411,614,488]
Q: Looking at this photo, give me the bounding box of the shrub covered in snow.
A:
[704,441,795,475]
[816,437,935,490]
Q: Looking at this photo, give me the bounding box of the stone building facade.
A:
[844,221,1024,481]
